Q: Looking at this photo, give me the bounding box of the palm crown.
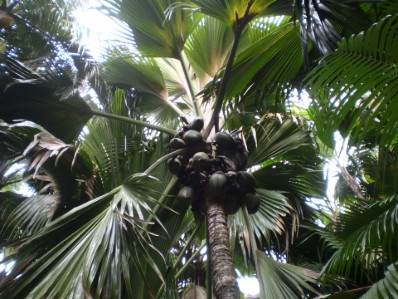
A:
[1,0,398,298]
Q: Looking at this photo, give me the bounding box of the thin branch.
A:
[90,109,177,136]
[143,175,179,231]
[176,243,206,279]
[203,29,243,139]
[166,97,187,118]
[144,149,185,175]
[178,51,202,117]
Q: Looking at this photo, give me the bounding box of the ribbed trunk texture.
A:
[206,203,240,299]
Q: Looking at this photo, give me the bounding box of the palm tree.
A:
[1,0,396,298]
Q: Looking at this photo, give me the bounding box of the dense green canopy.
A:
[1,0,398,298]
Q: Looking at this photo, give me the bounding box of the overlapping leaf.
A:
[306,14,398,147]
[256,250,319,299]
[321,196,398,279]
[0,174,165,299]
[107,0,199,58]
[0,75,92,143]
[184,16,234,80]
[225,21,303,100]
[245,118,314,166]
[360,262,398,299]
[189,0,276,28]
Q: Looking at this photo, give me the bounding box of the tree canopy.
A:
[1,0,398,298]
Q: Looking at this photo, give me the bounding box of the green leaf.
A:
[184,16,234,79]
[0,81,92,143]
[321,196,398,279]
[306,14,398,147]
[0,175,166,299]
[189,0,277,28]
[245,118,313,166]
[225,21,303,99]
[360,262,398,299]
[230,189,290,240]
[110,0,199,58]
[103,56,168,100]
[256,250,320,299]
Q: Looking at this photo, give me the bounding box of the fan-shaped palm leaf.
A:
[107,0,199,58]
[0,120,41,177]
[245,118,314,166]
[250,188,290,235]
[244,118,324,229]
[224,21,304,100]
[306,14,398,147]
[156,58,188,98]
[0,58,176,139]
[0,191,25,239]
[184,16,234,80]
[229,188,290,274]
[228,117,324,284]
[0,122,90,240]
[1,194,58,240]
[103,55,187,117]
[0,131,93,239]
[0,174,166,299]
[255,249,320,299]
[103,56,168,99]
[0,81,92,143]
[188,0,276,29]
[0,82,190,297]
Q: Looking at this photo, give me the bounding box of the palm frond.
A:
[1,194,57,240]
[378,0,398,16]
[247,16,290,44]
[0,131,94,241]
[188,0,276,28]
[306,14,398,147]
[0,174,166,299]
[0,192,25,238]
[81,94,172,191]
[107,0,199,58]
[0,80,92,143]
[103,55,186,117]
[245,118,313,167]
[229,188,291,273]
[0,121,41,180]
[251,188,290,235]
[360,261,398,299]
[13,0,82,42]
[184,16,234,80]
[230,188,289,240]
[245,118,325,219]
[344,144,398,199]
[225,21,304,100]
[321,196,398,279]
[103,55,168,99]
[256,250,320,299]
[156,58,187,98]
[1,0,82,61]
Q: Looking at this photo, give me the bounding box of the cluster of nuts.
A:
[168,117,260,215]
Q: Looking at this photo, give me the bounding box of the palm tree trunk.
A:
[206,203,240,299]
